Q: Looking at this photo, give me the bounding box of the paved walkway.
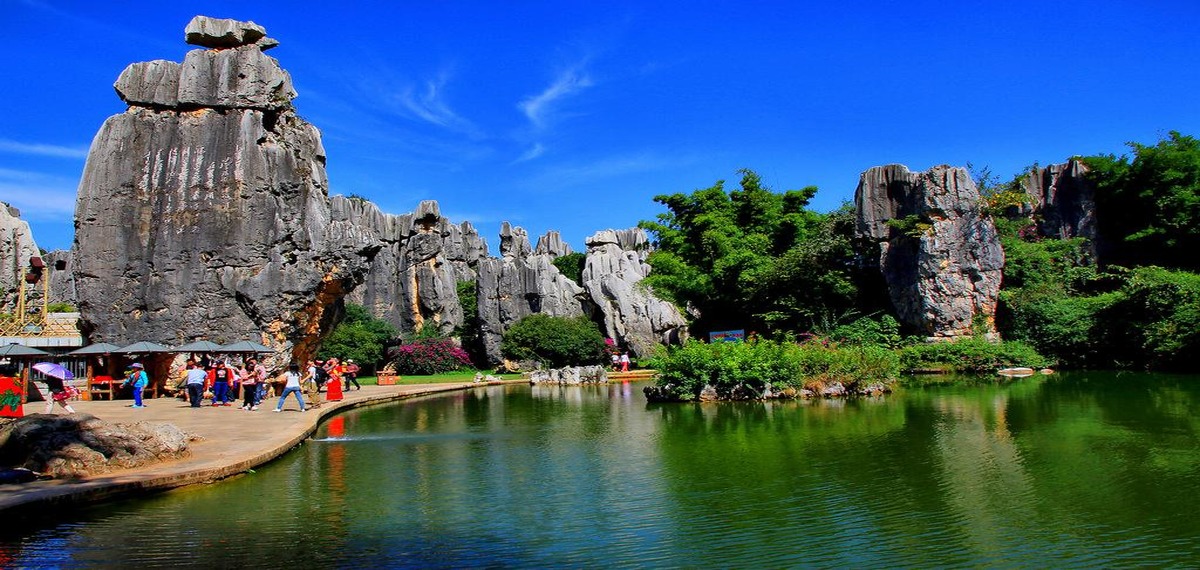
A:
[0,381,515,514]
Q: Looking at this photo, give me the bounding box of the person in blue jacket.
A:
[124,362,150,408]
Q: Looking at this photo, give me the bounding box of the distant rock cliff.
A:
[855,164,1004,339]
[476,223,586,362]
[1021,159,1098,259]
[341,199,486,335]
[72,16,378,360]
[0,205,41,314]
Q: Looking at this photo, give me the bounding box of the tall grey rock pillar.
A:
[855,164,1004,339]
[0,204,42,314]
[581,228,687,357]
[72,16,378,361]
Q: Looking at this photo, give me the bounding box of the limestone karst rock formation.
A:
[1020,159,1098,259]
[340,198,487,335]
[476,223,586,363]
[0,204,42,314]
[72,16,378,360]
[580,228,687,357]
[534,230,573,257]
[855,164,1004,339]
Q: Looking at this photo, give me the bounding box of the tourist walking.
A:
[184,361,206,408]
[325,358,344,402]
[124,362,150,408]
[274,364,307,412]
[619,352,631,372]
[42,375,77,414]
[344,359,361,391]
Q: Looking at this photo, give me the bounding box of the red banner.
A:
[0,376,24,418]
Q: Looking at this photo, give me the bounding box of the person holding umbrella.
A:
[33,362,78,415]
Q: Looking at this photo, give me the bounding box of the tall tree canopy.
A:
[1085,131,1200,271]
[639,169,878,337]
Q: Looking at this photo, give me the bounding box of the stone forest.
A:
[2,15,1199,568]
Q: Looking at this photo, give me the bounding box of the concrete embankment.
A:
[0,382,520,515]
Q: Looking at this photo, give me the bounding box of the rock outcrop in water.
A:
[72,16,378,361]
[855,164,1004,339]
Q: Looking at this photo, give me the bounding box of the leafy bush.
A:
[500,314,607,368]
[898,338,1051,373]
[391,337,473,375]
[827,315,905,348]
[1111,266,1200,370]
[318,304,398,373]
[552,253,586,285]
[46,302,76,313]
[647,339,900,400]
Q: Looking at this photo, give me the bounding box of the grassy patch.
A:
[358,371,522,385]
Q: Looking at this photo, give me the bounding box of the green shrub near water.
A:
[500,314,607,368]
[647,339,901,401]
[898,337,1051,373]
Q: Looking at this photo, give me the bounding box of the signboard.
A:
[708,330,745,343]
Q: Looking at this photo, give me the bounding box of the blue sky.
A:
[3,1,1198,253]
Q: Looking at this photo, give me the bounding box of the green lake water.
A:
[2,371,1198,568]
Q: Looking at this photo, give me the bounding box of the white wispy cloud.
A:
[0,183,77,220]
[526,152,696,188]
[519,67,595,130]
[396,69,479,136]
[514,143,546,163]
[0,138,89,159]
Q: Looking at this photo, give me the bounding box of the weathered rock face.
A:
[534,230,573,257]
[476,223,586,362]
[528,365,608,385]
[341,198,487,334]
[855,164,1004,339]
[43,249,77,307]
[581,228,687,357]
[0,204,41,313]
[1021,159,1097,258]
[73,16,378,362]
[0,414,195,479]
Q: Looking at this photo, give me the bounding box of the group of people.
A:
[611,351,632,372]
[176,356,362,412]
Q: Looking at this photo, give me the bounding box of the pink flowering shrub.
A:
[391,338,473,375]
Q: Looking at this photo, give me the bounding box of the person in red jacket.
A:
[208,359,236,406]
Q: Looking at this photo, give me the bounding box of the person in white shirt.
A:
[274,364,307,412]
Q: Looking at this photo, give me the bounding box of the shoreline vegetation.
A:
[643,333,1052,403]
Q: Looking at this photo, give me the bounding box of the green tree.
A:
[640,169,873,336]
[500,314,607,367]
[454,280,486,366]
[1085,131,1200,271]
[552,252,586,285]
[318,304,398,373]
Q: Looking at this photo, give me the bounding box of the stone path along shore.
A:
[0,381,524,515]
